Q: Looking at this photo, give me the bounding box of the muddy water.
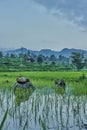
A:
[0,88,87,130]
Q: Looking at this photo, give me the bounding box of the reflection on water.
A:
[0,88,87,130]
[14,88,34,106]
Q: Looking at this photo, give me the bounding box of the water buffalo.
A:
[14,76,35,91]
[55,79,66,90]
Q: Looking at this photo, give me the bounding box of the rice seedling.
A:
[22,119,28,130]
[0,91,87,129]
[0,108,8,130]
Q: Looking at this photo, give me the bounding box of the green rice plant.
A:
[39,116,46,130]
[0,108,8,130]
[69,81,87,95]
[22,119,28,130]
[0,94,3,107]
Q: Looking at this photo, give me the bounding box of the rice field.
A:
[0,71,87,94]
[0,71,87,130]
[0,89,87,130]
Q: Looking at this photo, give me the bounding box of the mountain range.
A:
[1,47,87,58]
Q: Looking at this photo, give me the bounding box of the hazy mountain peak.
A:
[1,47,87,58]
[61,48,69,52]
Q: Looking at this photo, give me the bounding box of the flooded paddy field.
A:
[0,71,87,130]
[0,88,87,130]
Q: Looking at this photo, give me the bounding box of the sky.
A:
[0,0,87,51]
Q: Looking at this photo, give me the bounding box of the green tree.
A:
[6,53,9,58]
[51,61,56,65]
[23,53,28,61]
[19,53,24,58]
[0,51,3,58]
[10,53,15,58]
[50,54,56,61]
[37,55,43,64]
[27,50,30,56]
[71,52,85,71]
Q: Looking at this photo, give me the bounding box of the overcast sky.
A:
[0,0,87,51]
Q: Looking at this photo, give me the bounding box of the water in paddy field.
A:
[0,88,87,130]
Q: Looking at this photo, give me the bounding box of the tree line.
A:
[0,51,87,71]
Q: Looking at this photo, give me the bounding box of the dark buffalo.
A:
[55,79,66,90]
[14,76,35,91]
